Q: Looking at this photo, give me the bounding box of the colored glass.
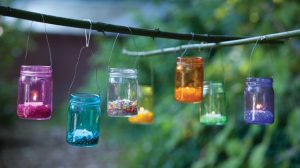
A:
[175,57,204,103]
[244,77,274,125]
[107,68,138,117]
[17,65,53,120]
[200,81,227,125]
[128,85,154,124]
[66,93,101,147]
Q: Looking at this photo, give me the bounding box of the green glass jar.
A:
[200,81,227,125]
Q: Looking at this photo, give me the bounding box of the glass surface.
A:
[107,68,138,117]
[17,65,53,120]
[66,93,101,147]
[244,77,274,125]
[175,57,204,103]
[128,85,154,124]
[200,81,227,125]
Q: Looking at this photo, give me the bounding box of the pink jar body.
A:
[17,65,53,120]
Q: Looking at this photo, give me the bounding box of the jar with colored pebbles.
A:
[107,68,138,117]
[244,77,274,125]
[17,65,53,120]
[175,57,204,103]
[66,93,101,147]
[200,81,227,125]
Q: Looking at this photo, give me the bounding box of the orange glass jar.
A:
[175,57,204,103]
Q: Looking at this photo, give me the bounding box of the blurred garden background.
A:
[0,0,300,167]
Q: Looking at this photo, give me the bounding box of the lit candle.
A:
[206,111,222,118]
[128,106,153,124]
[256,103,263,110]
[200,111,227,125]
[245,103,274,124]
[24,92,43,106]
[139,107,146,114]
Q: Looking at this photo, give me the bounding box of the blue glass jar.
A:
[244,77,274,125]
[66,93,101,147]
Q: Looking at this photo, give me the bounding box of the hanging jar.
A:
[200,81,227,125]
[66,93,101,146]
[128,85,154,124]
[175,57,204,103]
[244,77,274,125]
[17,65,53,120]
[107,68,138,117]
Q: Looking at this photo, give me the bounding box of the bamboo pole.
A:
[122,29,300,57]
[0,6,280,43]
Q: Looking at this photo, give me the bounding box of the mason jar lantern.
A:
[17,65,53,120]
[66,93,101,147]
[244,77,274,125]
[175,57,204,103]
[128,85,154,124]
[200,81,227,125]
[107,68,138,117]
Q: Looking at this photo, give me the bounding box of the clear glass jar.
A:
[200,81,227,125]
[128,85,154,124]
[17,65,53,120]
[107,68,138,117]
[244,77,274,125]
[66,93,101,147]
[175,57,204,103]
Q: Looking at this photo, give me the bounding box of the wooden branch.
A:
[122,29,300,57]
[0,6,280,43]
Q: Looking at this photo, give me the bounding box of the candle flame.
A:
[33,92,37,101]
[256,103,263,110]
[176,65,183,70]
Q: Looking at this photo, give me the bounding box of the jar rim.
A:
[109,68,137,78]
[176,57,203,64]
[109,68,137,73]
[20,65,52,76]
[70,93,100,104]
[204,81,224,87]
[246,77,273,84]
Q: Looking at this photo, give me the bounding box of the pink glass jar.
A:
[17,65,53,120]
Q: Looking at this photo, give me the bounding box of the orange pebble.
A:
[175,87,202,103]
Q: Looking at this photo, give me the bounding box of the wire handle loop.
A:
[107,33,120,70]
[127,27,140,68]
[24,21,33,64]
[24,14,53,67]
[84,19,92,47]
[68,20,96,95]
[180,32,195,58]
[248,37,260,77]
[68,46,85,96]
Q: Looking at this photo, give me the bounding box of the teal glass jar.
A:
[66,93,101,147]
[200,81,227,125]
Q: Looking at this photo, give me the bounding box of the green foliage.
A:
[1,0,299,167]
[78,1,300,167]
[0,22,25,125]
